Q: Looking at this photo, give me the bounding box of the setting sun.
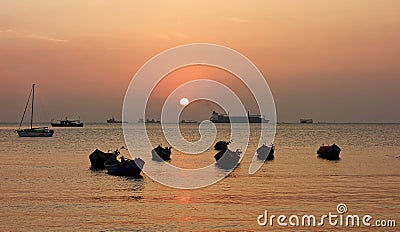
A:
[180,97,189,106]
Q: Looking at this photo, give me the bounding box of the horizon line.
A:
[1,121,399,124]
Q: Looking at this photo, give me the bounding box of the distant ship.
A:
[180,119,198,124]
[145,119,160,123]
[300,119,313,124]
[137,118,144,123]
[51,118,83,127]
[107,117,127,124]
[210,111,269,123]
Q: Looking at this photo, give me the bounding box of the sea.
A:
[0,123,399,231]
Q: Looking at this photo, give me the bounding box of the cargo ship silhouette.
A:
[210,111,269,123]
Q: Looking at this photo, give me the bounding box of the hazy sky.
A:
[1,0,399,123]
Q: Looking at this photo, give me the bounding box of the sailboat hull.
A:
[17,129,54,137]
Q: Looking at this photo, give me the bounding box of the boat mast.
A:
[31,84,35,129]
[18,86,32,129]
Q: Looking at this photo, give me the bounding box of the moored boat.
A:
[152,145,172,161]
[213,140,241,169]
[317,144,341,160]
[17,127,54,137]
[17,84,54,137]
[105,157,145,177]
[214,140,230,151]
[257,144,275,161]
[89,148,119,170]
[215,149,242,170]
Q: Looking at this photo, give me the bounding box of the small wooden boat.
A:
[17,84,54,137]
[214,140,230,151]
[152,145,172,161]
[317,144,341,160]
[257,144,275,161]
[105,157,145,177]
[89,148,119,170]
[215,149,242,170]
[213,140,241,169]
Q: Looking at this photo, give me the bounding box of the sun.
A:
[179,98,190,106]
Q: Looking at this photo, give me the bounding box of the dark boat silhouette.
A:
[214,149,242,170]
[146,119,161,124]
[105,157,145,177]
[214,140,230,151]
[51,118,83,127]
[210,111,269,123]
[89,148,119,170]
[214,140,241,169]
[257,144,275,161]
[317,144,341,160]
[300,119,313,124]
[89,147,144,177]
[107,117,127,123]
[152,145,172,161]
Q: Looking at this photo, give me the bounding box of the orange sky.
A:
[0,0,399,122]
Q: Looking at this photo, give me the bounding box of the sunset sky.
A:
[1,0,399,123]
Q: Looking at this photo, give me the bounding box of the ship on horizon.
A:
[107,117,127,124]
[51,117,83,127]
[300,119,313,124]
[145,119,160,124]
[210,111,269,123]
[180,119,198,124]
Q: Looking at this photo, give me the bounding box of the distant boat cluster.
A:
[16,85,283,138]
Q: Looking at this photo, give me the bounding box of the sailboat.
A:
[17,84,54,137]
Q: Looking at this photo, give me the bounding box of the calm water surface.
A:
[0,123,399,231]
